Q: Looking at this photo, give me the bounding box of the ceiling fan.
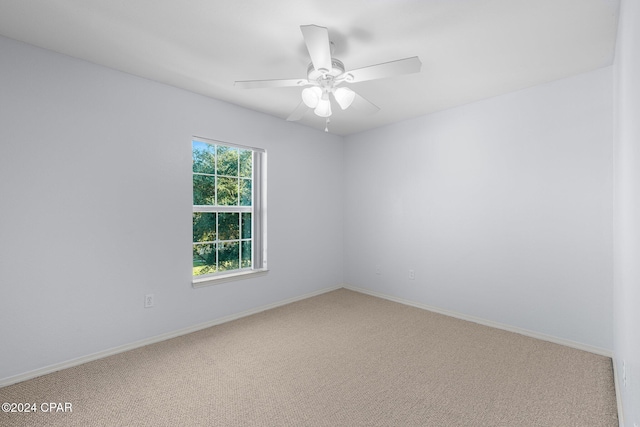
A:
[234,25,421,131]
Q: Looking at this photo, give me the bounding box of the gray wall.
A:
[614,0,640,424]
[0,35,345,382]
[344,67,613,351]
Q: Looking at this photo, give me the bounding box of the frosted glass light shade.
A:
[301,87,322,108]
[334,87,355,110]
[314,98,332,117]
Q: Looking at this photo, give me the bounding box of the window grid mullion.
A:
[215,211,219,272]
[214,144,218,207]
[193,205,251,213]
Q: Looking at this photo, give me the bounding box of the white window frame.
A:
[192,136,267,287]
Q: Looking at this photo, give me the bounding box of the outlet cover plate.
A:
[144,294,154,308]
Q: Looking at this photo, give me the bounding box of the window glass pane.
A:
[193,212,216,242]
[218,242,240,271]
[193,175,216,205]
[241,241,252,268]
[239,149,252,178]
[193,243,216,276]
[192,139,265,280]
[218,213,239,240]
[241,212,251,239]
[217,177,238,206]
[192,141,216,174]
[217,145,238,176]
[240,179,252,206]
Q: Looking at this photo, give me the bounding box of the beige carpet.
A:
[0,289,618,426]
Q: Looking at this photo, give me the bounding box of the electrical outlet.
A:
[144,294,154,308]
[409,269,415,280]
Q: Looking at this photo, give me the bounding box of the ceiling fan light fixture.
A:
[301,86,322,108]
[314,97,332,117]
[334,87,356,110]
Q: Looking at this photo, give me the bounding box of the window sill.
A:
[192,268,269,288]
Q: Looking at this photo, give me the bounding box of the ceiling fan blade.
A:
[235,78,308,89]
[350,91,380,115]
[345,56,422,83]
[286,101,309,121]
[300,25,332,73]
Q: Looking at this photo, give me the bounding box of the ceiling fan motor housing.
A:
[307,58,346,82]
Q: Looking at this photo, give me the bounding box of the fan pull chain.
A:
[325,118,330,133]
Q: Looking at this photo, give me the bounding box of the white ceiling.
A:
[0,0,620,135]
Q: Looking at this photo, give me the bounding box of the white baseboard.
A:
[0,285,343,388]
[612,358,625,427]
[344,284,613,358]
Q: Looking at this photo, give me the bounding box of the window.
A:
[192,137,266,285]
